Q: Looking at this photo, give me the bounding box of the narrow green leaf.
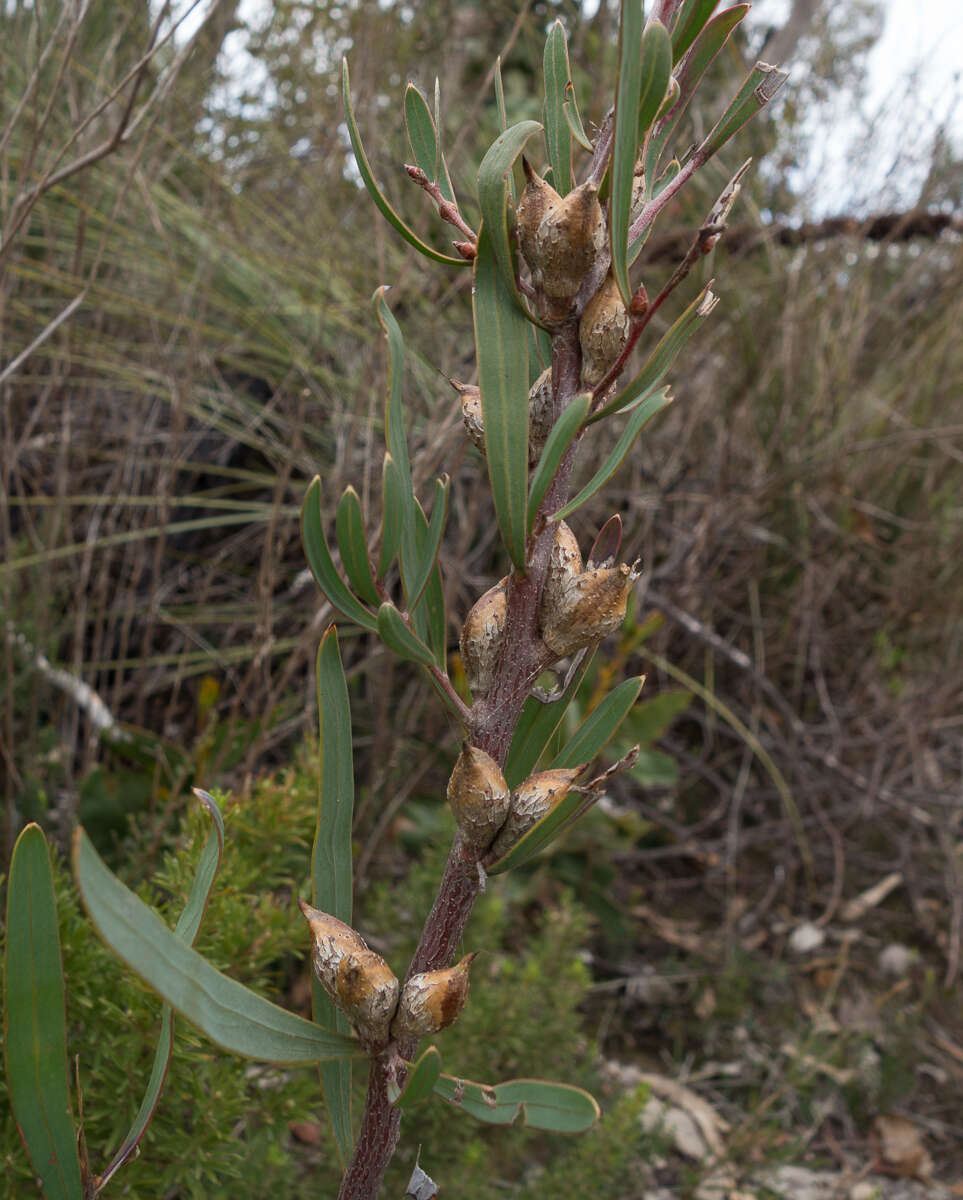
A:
[527,394,590,531]
[550,676,645,769]
[433,78,456,203]
[301,477,377,632]
[609,0,644,309]
[389,1046,443,1109]
[494,57,509,133]
[377,602,437,668]
[73,829,361,1065]
[622,688,692,744]
[4,824,83,1200]
[543,21,573,194]
[698,61,788,160]
[562,90,594,152]
[405,83,438,181]
[312,628,356,1163]
[476,119,543,310]
[378,453,404,580]
[554,388,673,520]
[405,477,449,612]
[504,653,595,789]
[411,497,447,669]
[342,59,466,267]
[473,225,531,570]
[432,1073,600,1132]
[336,486,380,606]
[589,283,715,423]
[101,790,226,1191]
[671,0,720,63]
[638,23,673,141]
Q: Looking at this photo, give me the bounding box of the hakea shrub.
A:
[3,3,786,1197]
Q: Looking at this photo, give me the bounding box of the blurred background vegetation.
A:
[2,0,961,1195]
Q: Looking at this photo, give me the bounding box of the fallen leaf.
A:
[871,1113,934,1181]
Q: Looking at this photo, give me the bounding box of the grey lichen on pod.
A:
[540,562,639,659]
[299,901,399,1048]
[527,367,555,466]
[539,520,583,628]
[390,952,477,1041]
[452,380,485,453]
[488,767,583,862]
[459,578,507,699]
[579,273,631,388]
[533,179,606,303]
[515,159,561,289]
[448,743,511,855]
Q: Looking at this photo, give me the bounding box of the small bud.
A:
[541,562,638,659]
[452,380,485,453]
[459,579,507,699]
[527,368,554,466]
[299,901,399,1048]
[489,768,582,862]
[539,521,582,625]
[515,159,561,284]
[534,179,606,303]
[579,273,631,388]
[448,743,511,854]
[453,240,477,261]
[391,953,477,1040]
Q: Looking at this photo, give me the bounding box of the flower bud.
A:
[541,562,638,659]
[515,159,561,285]
[539,521,582,625]
[391,953,477,1040]
[459,578,507,699]
[527,367,554,466]
[448,743,511,855]
[579,273,631,388]
[489,768,582,862]
[299,901,399,1048]
[534,179,606,303]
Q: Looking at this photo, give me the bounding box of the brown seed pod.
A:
[459,578,507,699]
[515,159,561,284]
[488,767,582,862]
[299,901,399,1047]
[527,367,554,466]
[539,520,583,626]
[534,179,606,302]
[630,157,646,223]
[452,380,485,453]
[579,273,631,388]
[391,953,477,1041]
[447,743,511,855]
[541,562,638,659]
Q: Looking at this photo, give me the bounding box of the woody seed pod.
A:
[453,380,485,453]
[630,157,646,223]
[391,953,477,1040]
[541,562,638,659]
[488,767,582,862]
[534,179,606,302]
[515,159,561,285]
[459,578,507,698]
[527,367,554,465]
[539,520,582,626]
[579,273,631,388]
[299,901,400,1047]
[447,743,511,854]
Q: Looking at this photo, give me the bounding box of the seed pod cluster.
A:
[447,743,511,855]
[579,273,631,388]
[391,953,477,1040]
[459,578,507,698]
[299,901,399,1048]
[488,768,582,862]
[515,163,606,311]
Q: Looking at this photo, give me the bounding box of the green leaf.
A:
[589,283,715,423]
[432,1073,600,1132]
[342,59,466,268]
[100,790,226,1191]
[312,629,356,1163]
[73,829,361,1065]
[336,486,380,606]
[562,86,594,152]
[476,119,543,310]
[378,453,404,580]
[671,0,720,63]
[301,476,377,632]
[623,687,692,744]
[638,23,673,143]
[411,496,447,669]
[405,476,449,612]
[543,21,573,194]
[473,225,531,571]
[527,393,590,532]
[377,602,437,668]
[4,824,84,1200]
[388,1046,443,1109]
[550,676,645,769]
[494,57,509,133]
[554,388,673,520]
[404,81,455,205]
[609,0,643,309]
[698,61,788,160]
[505,653,595,789]
[630,746,679,786]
